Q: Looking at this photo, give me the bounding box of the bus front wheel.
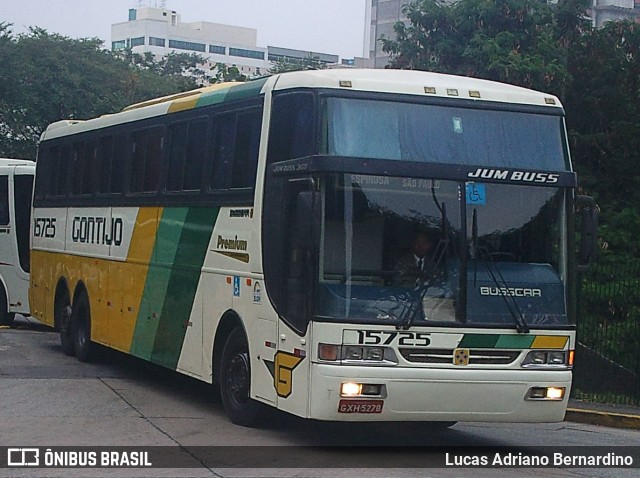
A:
[220,327,263,427]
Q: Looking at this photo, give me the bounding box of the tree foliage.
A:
[268,54,327,74]
[0,25,197,159]
[382,0,589,94]
[565,20,640,257]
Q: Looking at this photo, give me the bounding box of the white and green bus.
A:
[31,69,593,426]
[0,158,34,326]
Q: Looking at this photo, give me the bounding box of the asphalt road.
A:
[1,317,639,478]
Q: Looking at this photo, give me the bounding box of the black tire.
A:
[72,292,94,362]
[56,292,74,356]
[220,327,263,427]
[0,287,14,326]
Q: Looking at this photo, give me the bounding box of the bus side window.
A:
[0,176,9,225]
[184,120,208,191]
[130,131,146,193]
[211,116,235,190]
[144,127,163,192]
[167,122,188,191]
[55,144,71,197]
[130,127,163,194]
[71,141,85,196]
[268,92,315,163]
[231,108,261,189]
[111,134,127,194]
[98,135,114,194]
[38,145,58,199]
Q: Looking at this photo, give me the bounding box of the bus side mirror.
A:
[576,195,598,271]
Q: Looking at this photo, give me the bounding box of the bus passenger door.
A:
[273,188,317,418]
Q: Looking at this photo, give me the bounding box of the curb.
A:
[565,408,640,430]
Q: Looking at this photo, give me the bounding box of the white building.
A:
[111,6,338,78]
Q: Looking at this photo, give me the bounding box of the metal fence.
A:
[573,259,640,406]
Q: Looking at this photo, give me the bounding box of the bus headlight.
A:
[318,344,397,364]
[521,350,569,368]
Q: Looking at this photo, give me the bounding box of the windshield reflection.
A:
[316,174,568,328]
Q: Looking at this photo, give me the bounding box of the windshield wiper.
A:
[471,209,530,334]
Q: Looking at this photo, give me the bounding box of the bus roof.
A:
[41,69,562,141]
[0,158,35,168]
[270,69,563,109]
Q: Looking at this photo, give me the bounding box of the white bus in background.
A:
[0,158,34,325]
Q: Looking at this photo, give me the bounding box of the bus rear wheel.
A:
[220,327,263,427]
[72,292,95,363]
[0,287,14,326]
[55,292,74,356]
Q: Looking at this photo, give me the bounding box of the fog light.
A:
[341,382,362,397]
[526,386,565,401]
[361,384,383,396]
[529,387,546,399]
[546,387,565,400]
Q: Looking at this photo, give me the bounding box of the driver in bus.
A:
[392,228,439,287]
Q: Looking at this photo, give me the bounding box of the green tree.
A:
[565,20,640,257]
[268,54,327,74]
[210,62,248,83]
[0,27,196,159]
[382,0,588,95]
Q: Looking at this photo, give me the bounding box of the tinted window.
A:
[130,127,163,193]
[167,122,189,191]
[211,117,235,190]
[231,109,261,189]
[14,174,33,273]
[268,92,316,163]
[0,176,8,225]
[184,120,208,191]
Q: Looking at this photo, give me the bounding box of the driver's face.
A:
[412,233,433,259]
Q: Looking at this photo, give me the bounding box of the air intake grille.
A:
[399,348,520,365]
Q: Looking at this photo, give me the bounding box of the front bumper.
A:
[309,363,571,422]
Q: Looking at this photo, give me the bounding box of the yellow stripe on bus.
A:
[531,335,568,349]
[109,207,162,352]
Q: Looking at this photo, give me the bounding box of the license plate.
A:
[338,399,384,414]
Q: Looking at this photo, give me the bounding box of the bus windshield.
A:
[324,97,569,171]
[315,174,568,328]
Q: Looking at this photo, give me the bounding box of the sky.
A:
[0,0,369,60]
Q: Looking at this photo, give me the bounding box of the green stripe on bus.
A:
[196,78,267,108]
[457,334,500,348]
[459,334,540,349]
[196,89,230,108]
[151,207,219,369]
[130,207,189,360]
[224,78,268,102]
[494,335,535,349]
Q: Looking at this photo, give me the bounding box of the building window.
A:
[168,39,206,52]
[229,47,264,60]
[209,44,226,55]
[112,40,126,50]
[130,37,145,48]
[149,37,166,47]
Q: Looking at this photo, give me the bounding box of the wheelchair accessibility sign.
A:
[466,182,486,205]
